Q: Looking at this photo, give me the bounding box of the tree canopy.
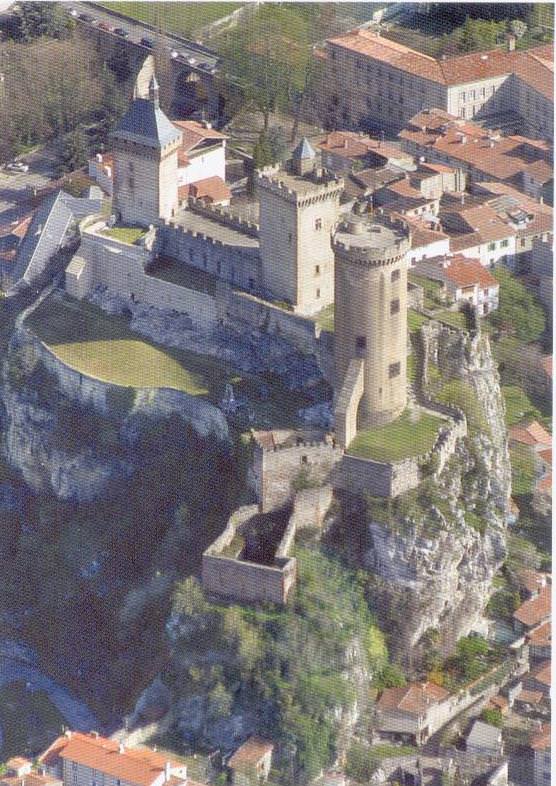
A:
[490,267,546,343]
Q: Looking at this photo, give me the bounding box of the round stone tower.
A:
[333,211,411,431]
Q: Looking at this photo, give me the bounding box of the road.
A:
[0,656,100,732]
[0,147,59,226]
[68,2,221,74]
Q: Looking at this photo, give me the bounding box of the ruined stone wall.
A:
[253,440,342,512]
[286,485,334,534]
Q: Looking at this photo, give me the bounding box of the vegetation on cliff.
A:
[165,548,387,781]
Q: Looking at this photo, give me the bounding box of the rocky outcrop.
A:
[362,322,511,665]
[0,322,229,501]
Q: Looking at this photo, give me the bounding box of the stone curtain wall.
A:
[159,222,261,293]
[253,439,342,512]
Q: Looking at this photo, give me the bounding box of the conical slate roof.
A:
[111,94,181,150]
[292,136,315,160]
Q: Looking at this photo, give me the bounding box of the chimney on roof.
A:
[91,731,99,738]
[118,743,125,754]
[344,138,349,149]
[164,762,172,782]
[506,33,516,52]
[65,730,72,739]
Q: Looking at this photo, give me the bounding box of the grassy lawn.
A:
[148,257,217,296]
[502,386,542,427]
[100,2,241,37]
[408,308,428,333]
[314,303,334,333]
[26,293,309,427]
[347,408,444,462]
[435,309,468,330]
[409,272,444,310]
[101,225,146,245]
[0,681,66,759]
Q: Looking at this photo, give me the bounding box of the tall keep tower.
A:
[257,138,343,316]
[333,211,411,445]
[111,75,182,227]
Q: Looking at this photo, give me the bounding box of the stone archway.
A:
[172,68,209,116]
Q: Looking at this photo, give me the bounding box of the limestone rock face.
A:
[364,323,511,664]
[0,323,229,501]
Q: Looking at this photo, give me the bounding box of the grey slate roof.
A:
[60,193,103,218]
[466,720,502,752]
[111,97,182,150]
[9,190,73,289]
[292,137,316,161]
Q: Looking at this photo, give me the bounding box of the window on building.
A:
[481,86,486,98]
[301,455,308,464]
[128,177,134,189]
[315,264,320,275]
[355,335,366,356]
[216,260,221,274]
[390,298,400,315]
[315,218,323,230]
[500,239,509,248]
[460,91,466,102]
[520,238,526,247]
[288,232,292,243]
[391,269,400,282]
[316,288,321,298]
[202,253,207,269]
[248,277,255,289]
[331,50,336,60]
[459,107,466,119]
[488,242,496,251]
[389,362,401,378]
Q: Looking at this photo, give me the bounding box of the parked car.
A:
[78,13,96,23]
[167,47,179,59]
[140,37,155,48]
[68,7,78,16]
[98,21,113,32]
[6,162,29,173]
[114,28,129,38]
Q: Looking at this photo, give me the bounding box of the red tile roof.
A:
[173,120,227,154]
[509,420,552,448]
[530,659,551,687]
[516,689,545,706]
[377,681,449,716]
[326,30,553,98]
[178,176,231,204]
[517,569,549,595]
[530,722,551,751]
[527,620,551,648]
[318,131,409,163]
[539,448,552,466]
[536,472,552,495]
[39,733,187,786]
[438,254,498,288]
[399,110,553,182]
[513,585,551,628]
[228,737,274,769]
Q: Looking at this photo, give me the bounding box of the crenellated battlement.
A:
[186,197,259,238]
[256,168,344,207]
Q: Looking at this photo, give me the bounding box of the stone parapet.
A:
[256,169,344,207]
[186,197,259,238]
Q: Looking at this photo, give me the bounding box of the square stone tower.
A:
[256,138,343,316]
[110,75,182,227]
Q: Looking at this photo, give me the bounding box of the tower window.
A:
[391,269,400,282]
[128,177,134,189]
[315,218,323,230]
[355,336,366,356]
[389,362,401,378]
[315,264,320,275]
[288,232,292,243]
[316,288,321,298]
[216,260,221,274]
[390,298,400,315]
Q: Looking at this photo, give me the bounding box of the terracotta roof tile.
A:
[178,176,231,204]
[40,733,187,786]
[438,254,498,288]
[377,681,449,716]
[228,737,274,768]
[509,420,552,448]
[527,620,551,647]
[173,120,227,154]
[539,448,552,466]
[318,131,409,163]
[513,585,551,628]
[530,659,551,687]
[518,569,548,595]
[530,722,551,750]
[516,689,545,706]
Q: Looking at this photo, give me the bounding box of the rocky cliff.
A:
[358,321,511,667]
[1,322,229,501]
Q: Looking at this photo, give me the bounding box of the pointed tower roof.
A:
[111,80,181,150]
[292,137,316,161]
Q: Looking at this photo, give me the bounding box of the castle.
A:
[62,65,470,604]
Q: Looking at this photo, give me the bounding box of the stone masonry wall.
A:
[253,440,343,512]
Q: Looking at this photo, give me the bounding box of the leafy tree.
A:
[107,44,133,84]
[345,742,378,783]
[207,682,233,721]
[11,1,72,41]
[454,635,490,680]
[510,19,528,38]
[267,126,288,164]
[374,663,407,690]
[252,132,275,170]
[481,707,503,727]
[490,267,546,342]
[60,128,89,173]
